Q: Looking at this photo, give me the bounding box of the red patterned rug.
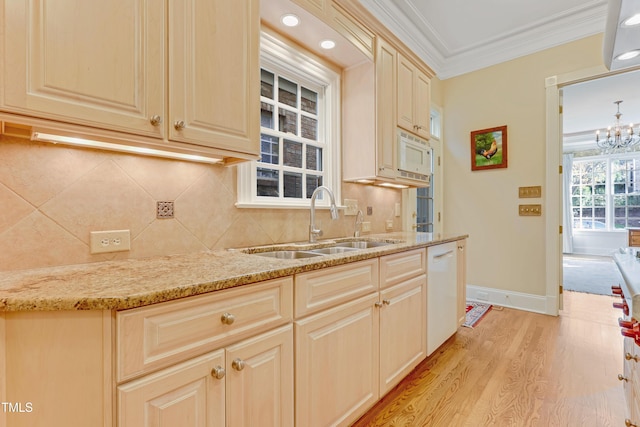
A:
[463,302,492,328]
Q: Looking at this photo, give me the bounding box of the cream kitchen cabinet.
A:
[295,292,380,427]
[117,277,293,427]
[397,53,431,140]
[1,0,259,161]
[457,239,468,326]
[294,259,380,427]
[118,325,293,427]
[378,248,427,394]
[295,250,427,426]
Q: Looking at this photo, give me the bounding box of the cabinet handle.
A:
[150,115,162,126]
[174,120,185,130]
[626,419,638,427]
[625,352,639,362]
[618,374,629,382]
[382,299,391,305]
[232,358,245,371]
[374,301,383,308]
[211,365,226,380]
[221,312,236,325]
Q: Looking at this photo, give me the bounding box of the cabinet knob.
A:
[221,312,236,325]
[232,358,245,371]
[382,299,391,305]
[211,365,226,379]
[625,352,639,362]
[150,115,162,126]
[626,419,638,427]
[374,301,383,308]
[618,374,629,382]
[174,120,185,130]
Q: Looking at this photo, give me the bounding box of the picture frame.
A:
[470,125,508,171]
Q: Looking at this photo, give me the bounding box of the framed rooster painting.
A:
[470,125,508,171]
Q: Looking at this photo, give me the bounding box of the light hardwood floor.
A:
[353,291,627,427]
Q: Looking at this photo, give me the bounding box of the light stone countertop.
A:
[0,232,467,312]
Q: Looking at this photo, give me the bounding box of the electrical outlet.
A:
[361,221,371,233]
[90,230,131,254]
[385,219,393,230]
[344,199,358,216]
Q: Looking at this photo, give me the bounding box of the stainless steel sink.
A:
[333,241,395,249]
[309,246,360,255]
[252,250,323,259]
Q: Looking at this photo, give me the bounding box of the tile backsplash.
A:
[0,136,402,272]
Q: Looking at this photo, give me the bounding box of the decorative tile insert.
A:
[157,201,175,219]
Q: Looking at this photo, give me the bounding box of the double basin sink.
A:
[248,239,399,259]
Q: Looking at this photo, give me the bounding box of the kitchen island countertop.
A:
[0,232,467,312]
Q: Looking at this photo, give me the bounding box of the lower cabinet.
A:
[118,324,293,427]
[379,274,426,394]
[294,249,427,426]
[295,293,380,427]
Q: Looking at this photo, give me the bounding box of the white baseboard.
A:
[466,284,558,316]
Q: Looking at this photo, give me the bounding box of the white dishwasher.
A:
[426,242,458,355]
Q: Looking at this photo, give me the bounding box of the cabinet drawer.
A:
[117,277,293,382]
[379,248,426,289]
[630,229,640,247]
[295,258,378,318]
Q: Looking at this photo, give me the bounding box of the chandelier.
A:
[596,100,640,152]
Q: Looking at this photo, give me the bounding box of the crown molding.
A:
[359,0,608,79]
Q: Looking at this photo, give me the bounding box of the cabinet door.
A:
[379,274,427,394]
[2,0,165,137]
[295,293,379,427]
[397,54,430,139]
[396,54,415,134]
[118,350,225,427]
[168,0,259,156]
[456,239,467,326]
[226,325,294,427]
[375,38,397,179]
[414,69,431,139]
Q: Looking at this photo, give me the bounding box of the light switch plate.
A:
[519,204,542,216]
[519,186,542,198]
[344,199,358,216]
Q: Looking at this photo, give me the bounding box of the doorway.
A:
[552,67,640,301]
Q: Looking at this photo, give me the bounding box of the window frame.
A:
[237,31,341,209]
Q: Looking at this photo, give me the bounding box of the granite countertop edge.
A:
[0,232,468,312]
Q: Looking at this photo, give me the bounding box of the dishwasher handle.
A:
[432,250,454,261]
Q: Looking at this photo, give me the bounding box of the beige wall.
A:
[442,34,604,297]
[0,136,401,272]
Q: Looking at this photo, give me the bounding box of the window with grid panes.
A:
[570,156,640,230]
[237,32,340,208]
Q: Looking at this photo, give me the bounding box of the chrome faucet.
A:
[354,209,364,237]
[309,186,339,243]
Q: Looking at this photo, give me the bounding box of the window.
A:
[414,107,440,233]
[570,156,640,230]
[237,32,341,208]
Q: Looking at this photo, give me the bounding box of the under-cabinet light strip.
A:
[31,132,222,164]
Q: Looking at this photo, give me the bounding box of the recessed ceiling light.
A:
[281,14,299,27]
[616,50,640,61]
[622,13,640,27]
[320,40,336,50]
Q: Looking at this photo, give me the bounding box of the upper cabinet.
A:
[1,0,259,162]
[397,53,431,140]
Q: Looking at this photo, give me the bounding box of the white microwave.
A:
[397,129,431,184]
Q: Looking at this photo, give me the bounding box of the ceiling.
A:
[262,0,640,148]
[358,0,608,79]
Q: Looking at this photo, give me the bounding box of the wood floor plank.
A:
[352,292,627,427]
